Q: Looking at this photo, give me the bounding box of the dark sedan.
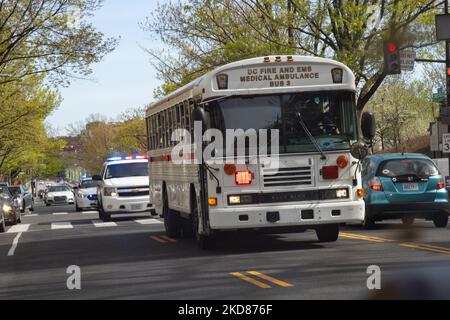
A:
[0,186,21,231]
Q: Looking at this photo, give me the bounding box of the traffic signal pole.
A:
[446,0,450,178]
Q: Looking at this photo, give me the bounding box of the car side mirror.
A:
[92,175,102,181]
[361,112,376,141]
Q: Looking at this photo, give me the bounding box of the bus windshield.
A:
[208,91,357,154]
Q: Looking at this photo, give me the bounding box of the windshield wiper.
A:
[296,112,326,160]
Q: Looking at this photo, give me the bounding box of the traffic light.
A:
[384,41,401,75]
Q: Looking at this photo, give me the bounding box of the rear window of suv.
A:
[377,159,440,179]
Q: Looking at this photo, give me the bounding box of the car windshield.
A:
[378,159,440,179]
[0,186,12,198]
[105,162,148,179]
[8,186,21,195]
[207,91,357,154]
[80,180,98,189]
[48,186,69,192]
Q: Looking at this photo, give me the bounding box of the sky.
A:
[46,0,165,135]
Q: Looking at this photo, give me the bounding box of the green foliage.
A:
[144,0,441,110]
[366,77,436,151]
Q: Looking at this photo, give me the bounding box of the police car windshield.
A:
[105,162,148,179]
[80,180,98,189]
[48,186,69,192]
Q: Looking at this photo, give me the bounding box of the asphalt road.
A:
[1,199,450,300]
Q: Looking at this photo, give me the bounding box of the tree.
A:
[0,74,66,180]
[366,77,435,151]
[0,0,118,87]
[114,108,147,153]
[144,0,442,114]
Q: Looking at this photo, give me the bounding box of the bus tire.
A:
[163,187,182,238]
[316,224,339,243]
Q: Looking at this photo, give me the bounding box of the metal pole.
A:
[446,0,450,176]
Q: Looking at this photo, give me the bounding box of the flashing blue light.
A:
[106,153,148,162]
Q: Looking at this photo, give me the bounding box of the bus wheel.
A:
[316,224,339,243]
[163,189,182,238]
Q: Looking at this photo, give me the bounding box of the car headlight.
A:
[103,187,118,197]
[2,204,13,213]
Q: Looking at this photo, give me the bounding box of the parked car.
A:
[74,179,99,212]
[44,185,74,206]
[0,186,21,229]
[361,153,449,228]
[9,185,34,213]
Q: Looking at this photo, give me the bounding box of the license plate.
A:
[402,183,419,192]
[131,204,142,210]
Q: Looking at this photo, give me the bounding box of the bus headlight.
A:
[228,194,255,205]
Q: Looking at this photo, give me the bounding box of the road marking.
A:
[340,232,391,243]
[135,219,163,225]
[400,243,450,255]
[7,224,30,234]
[51,222,73,230]
[159,235,177,243]
[230,272,272,289]
[151,235,168,243]
[25,214,38,217]
[92,220,117,228]
[8,232,22,256]
[341,232,450,255]
[82,211,98,214]
[53,212,68,216]
[247,271,293,288]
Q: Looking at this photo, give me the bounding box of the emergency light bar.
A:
[106,154,148,162]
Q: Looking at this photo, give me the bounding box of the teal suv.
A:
[361,153,449,228]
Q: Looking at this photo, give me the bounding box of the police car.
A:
[75,178,99,211]
[93,155,154,221]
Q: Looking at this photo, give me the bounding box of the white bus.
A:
[145,55,375,249]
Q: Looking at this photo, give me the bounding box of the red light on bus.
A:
[447,68,450,76]
[235,170,253,185]
[322,166,339,180]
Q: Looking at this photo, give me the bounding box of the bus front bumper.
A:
[208,200,364,230]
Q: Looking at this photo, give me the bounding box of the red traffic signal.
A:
[384,41,401,75]
[387,43,397,53]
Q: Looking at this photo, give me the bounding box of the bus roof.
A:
[146,55,356,116]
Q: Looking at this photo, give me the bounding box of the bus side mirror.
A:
[92,175,102,181]
[193,107,208,135]
[351,142,369,160]
[361,112,376,141]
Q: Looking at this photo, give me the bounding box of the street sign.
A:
[443,133,450,153]
[436,14,450,41]
[433,87,446,102]
[400,50,416,71]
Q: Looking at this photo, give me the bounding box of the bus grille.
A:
[262,166,313,188]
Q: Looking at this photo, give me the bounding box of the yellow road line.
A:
[400,243,450,255]
[247,271,293,288]
[341,232,450,255]
[159,235,177,243]
[340,233,387,243]
[230,272,272,289]
[151,236,167,243]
